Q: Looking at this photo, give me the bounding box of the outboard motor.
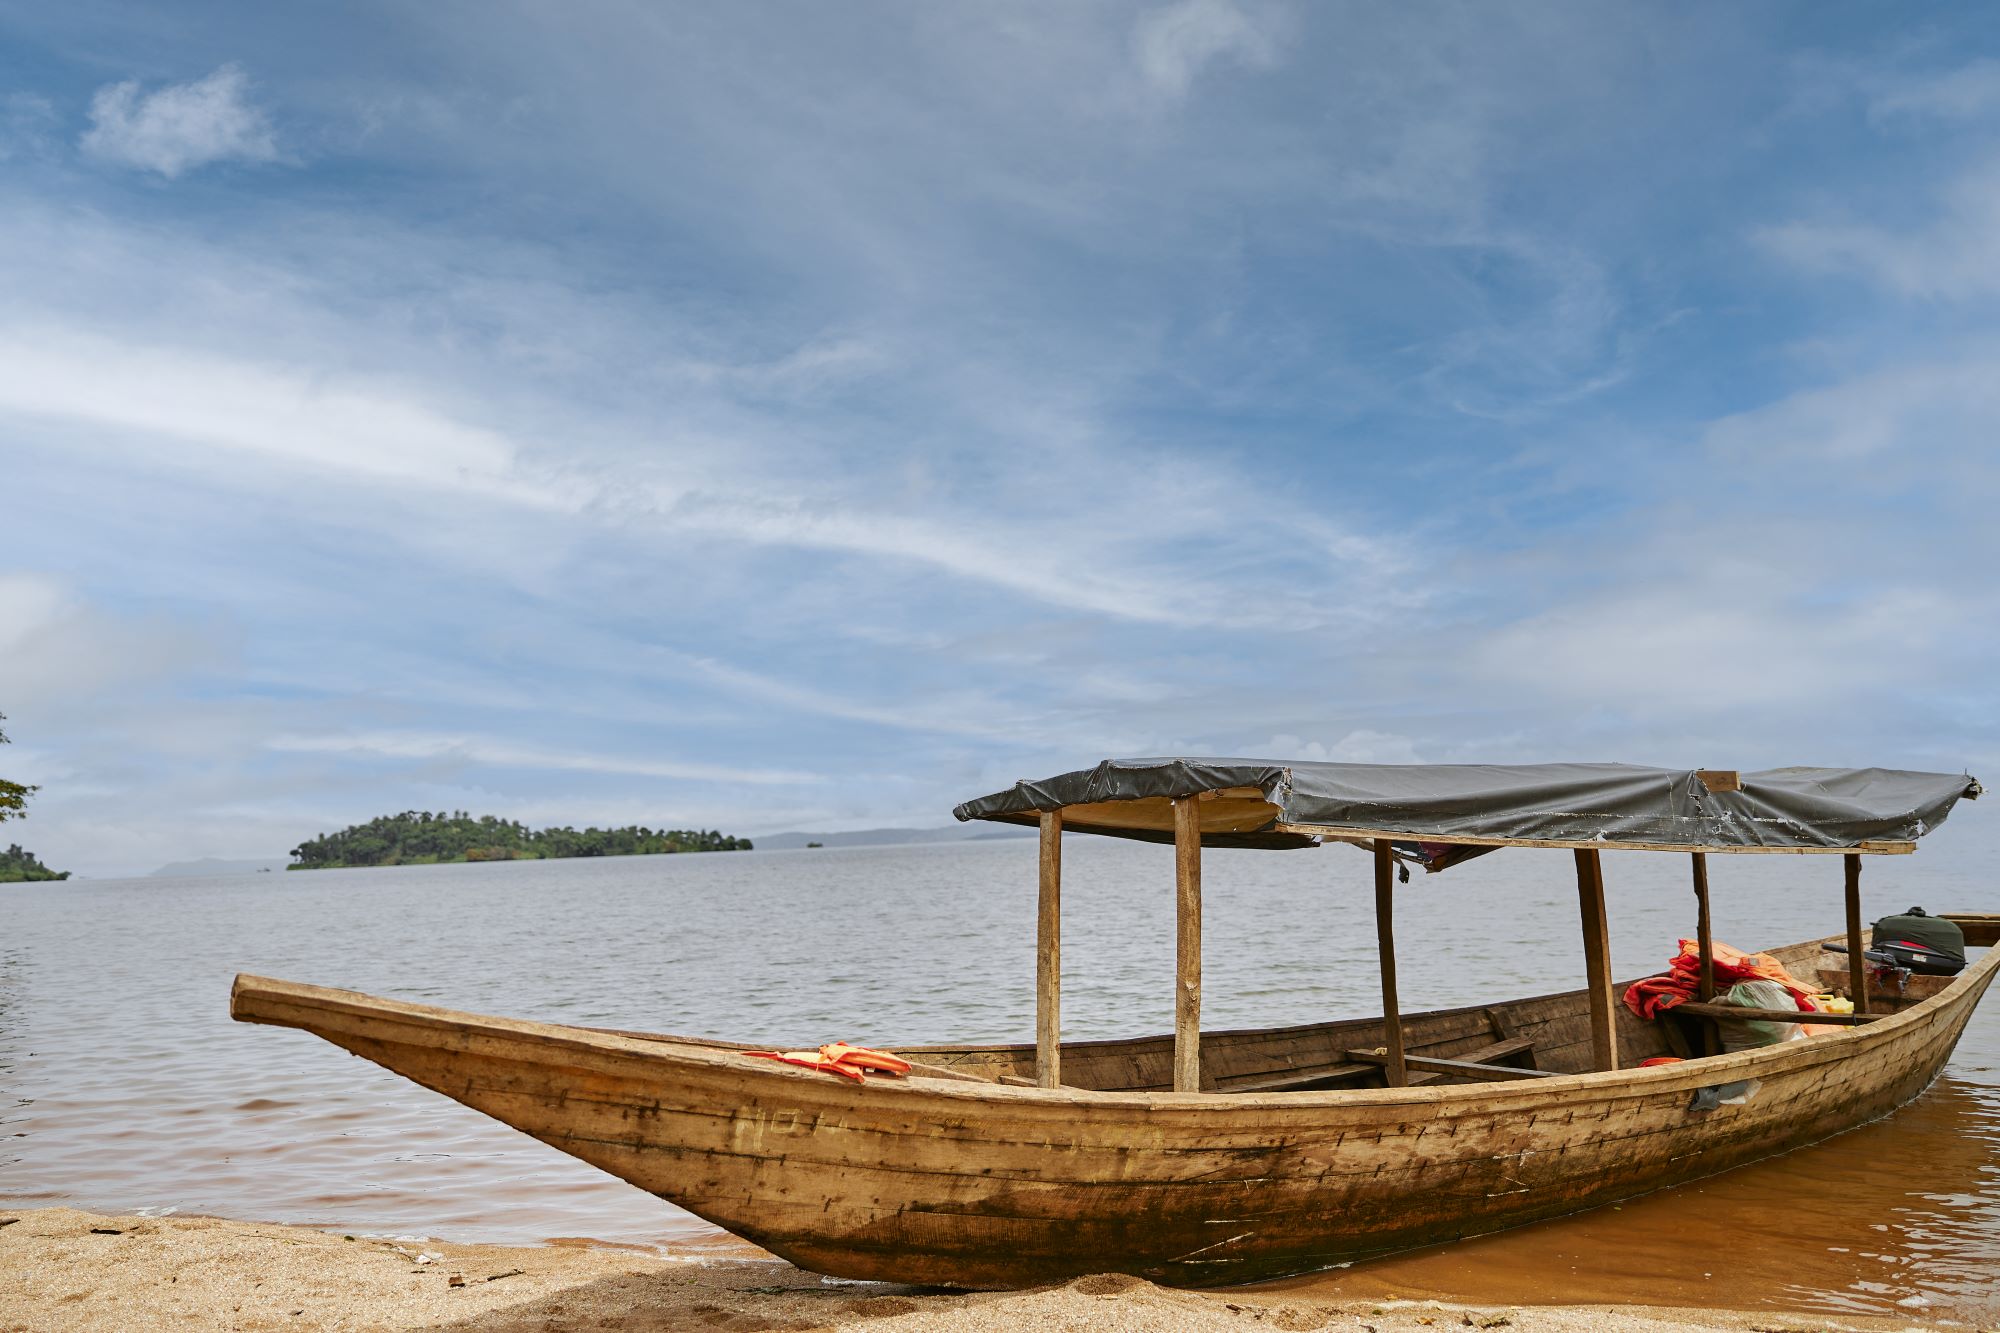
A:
[1870,907,1966,976]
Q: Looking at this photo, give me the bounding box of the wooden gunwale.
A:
[229,932,1996,1288]
[1947,913,1999,947]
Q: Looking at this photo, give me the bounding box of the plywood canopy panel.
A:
[1050,790,1282,837]
[992,784,1288,836]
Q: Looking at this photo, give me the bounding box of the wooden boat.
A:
[232,759,1994,1288]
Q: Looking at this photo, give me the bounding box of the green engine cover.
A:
[1870,906,1965,960]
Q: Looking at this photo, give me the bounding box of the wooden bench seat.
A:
[1347,1035,1544,1085]
[1221,1028,1544,1093]
[1446,1035,1537,1066]
[1357,1051,1556,1081]
[1218,1064,1377,1094]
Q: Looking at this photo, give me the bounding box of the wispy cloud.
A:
[1266,730,1424,765]
[82,64,282,177]
[643,649,1170,753]
[1759,160,2000,300]
[1132,0,1279,99]
[0,325,567,505]
[265,731,824,787]
[0,265,1411,635]
[1467,585,1955,713]
[1868,57,2000,122]
[1702,352,2000,463]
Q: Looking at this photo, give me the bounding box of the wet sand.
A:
[0,1208,1947,1333]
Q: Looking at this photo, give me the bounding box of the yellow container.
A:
[1818,994,1855,1015]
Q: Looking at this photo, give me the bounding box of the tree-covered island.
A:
[290,811,752,869]
[1,844,69,882]
[0,712,67,881]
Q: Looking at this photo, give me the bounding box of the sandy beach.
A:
[0,1207,1951,1333]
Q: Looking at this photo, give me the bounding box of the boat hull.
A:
[230,942,1997,1288]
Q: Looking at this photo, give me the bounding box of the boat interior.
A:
[882,931,1982,1094]
[924,764,1991,1098]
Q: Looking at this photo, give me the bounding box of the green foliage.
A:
[0,778,28,824]
[0,714,65,880]
[290,811,753,869]
[0,712,36,825]
[0,843,68,882]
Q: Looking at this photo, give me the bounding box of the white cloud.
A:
[1868,58,2000,123]
[0,309,1410,636]
[0,325,574,507]
[1467,586,1952,713]
[671,336,889,393]
[650,490,1256,629]
[264,731,824,786]
[0,573,217,712]
[652,650,1159,756]
[0,573,66,654]
[665,652,1027,742]
[1266,730,1423,765]
[1702,354,2000,463]
[81,64,281,177]
[1759,160,2000,299]
[1133,0,1278,99]
[1433,337,2000,733]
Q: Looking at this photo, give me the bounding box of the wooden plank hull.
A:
[229,938,1997,1289]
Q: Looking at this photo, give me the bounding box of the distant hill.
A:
[151,856,288,877]
[752,824,1033,851]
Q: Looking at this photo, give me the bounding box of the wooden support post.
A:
[1173,796,1203,1093]
[1691,852,1719,1056]
[1574,848,1619,1072]
[1373,838,1407,1088]
[1845,852,1868,1015]
[1691,853,1715,1001]
[1036,809,1062,1088]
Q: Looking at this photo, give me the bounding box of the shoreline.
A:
[0,1207,1936,1333]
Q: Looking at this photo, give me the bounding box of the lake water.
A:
[3,837,1996,1319]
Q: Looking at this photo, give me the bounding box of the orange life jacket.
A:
[743,1042,912,1081]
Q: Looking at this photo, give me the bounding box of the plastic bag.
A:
[1716,979,1804,1051]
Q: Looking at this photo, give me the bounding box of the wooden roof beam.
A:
[1278,823,1917,855]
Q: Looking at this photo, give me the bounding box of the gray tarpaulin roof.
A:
[952,758,1980,856]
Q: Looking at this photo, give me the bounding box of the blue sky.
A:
[4,3,1998,875]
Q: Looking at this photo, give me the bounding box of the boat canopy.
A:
[953,758,1980,858]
